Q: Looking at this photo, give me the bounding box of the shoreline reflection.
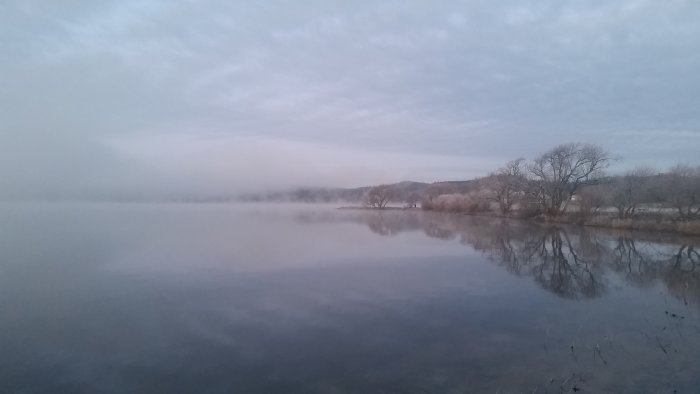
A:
[299,210,700,304]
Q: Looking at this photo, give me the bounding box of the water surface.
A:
[1,203,699,393]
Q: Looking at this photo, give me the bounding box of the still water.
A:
[1,203,699,393]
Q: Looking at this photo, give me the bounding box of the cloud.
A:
[1,0,699,199]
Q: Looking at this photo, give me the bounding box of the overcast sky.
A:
[2,0,699,199]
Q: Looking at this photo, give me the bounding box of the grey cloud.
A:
[1,0,699,198]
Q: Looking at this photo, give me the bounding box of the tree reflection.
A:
[516,228,605,299]
[314,210,700,304]
[665,245,700,306]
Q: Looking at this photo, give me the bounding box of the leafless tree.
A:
[364,184,396,209]
[485,158,526,215]
[405,192,421,208]
[430,192,490,213]
[420,183,455,210]
[663,164,700,220]
[576,187,607,218]
[611,167,655,219]
[527,143,613,216]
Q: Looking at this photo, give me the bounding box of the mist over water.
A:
[1,203,699,393]
[5,2,700,392]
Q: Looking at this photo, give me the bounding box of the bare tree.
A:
[576,187,607,218]
[420,183,455,210]
[364,184,396,209]
[664,164,700,220]
[611,167,655,219]
[405,192,421,208]
[485,158,526,215]
[527,143,613,216]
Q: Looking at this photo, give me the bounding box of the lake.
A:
[1,203,699,393]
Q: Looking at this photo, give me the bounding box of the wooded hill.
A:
[237,180,478,204]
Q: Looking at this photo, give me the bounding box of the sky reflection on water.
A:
[0,204,699,393]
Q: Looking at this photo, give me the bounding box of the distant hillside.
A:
[436,180,479,194]
[237,179,480,203]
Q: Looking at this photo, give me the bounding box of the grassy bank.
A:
[575,215,700,236]
[418,202,700,236]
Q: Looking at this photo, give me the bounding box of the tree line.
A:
[365,143,700,230]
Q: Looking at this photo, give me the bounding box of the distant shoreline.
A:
[340,206,700,237]
[337,206,419,211]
